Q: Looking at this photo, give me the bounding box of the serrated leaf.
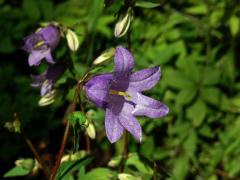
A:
[187,98,207,127]
[135,1,160,8]
[4,166,31,177]
[66,29,80,51]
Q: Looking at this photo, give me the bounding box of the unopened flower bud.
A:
[93,48,115,65]
[66,29,80,51]
[114,8,133,38]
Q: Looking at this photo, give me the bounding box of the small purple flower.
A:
[23,25,60,66]
[31,64,65,96]
[85,46,169,143]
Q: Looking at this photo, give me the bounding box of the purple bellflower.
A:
[31,64,65,96]
[85,46,169,143]
[23,25,60,66]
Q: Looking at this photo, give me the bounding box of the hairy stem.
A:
[51,85,80,180]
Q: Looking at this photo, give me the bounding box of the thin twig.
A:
[22,130,51,179]
[51,85,80,180]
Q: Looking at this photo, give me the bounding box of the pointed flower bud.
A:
[114,8,133,38]
[93,48,115,65]
[66,29,80,51]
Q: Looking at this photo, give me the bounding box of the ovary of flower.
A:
[33,40,45,49]
[109,89,131,100]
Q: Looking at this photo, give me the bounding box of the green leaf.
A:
[200,87,221,106]
[68,111,86,126]
[56,156,92,180]
[184,130,197,158]
[81,168,114,180]
[126,153,152,174]
[176,87,197,106]
[164,68,194,89]
[135,1,160,8]
[187,98,207,127]
[172,156,189,180]
[229,16,239,36]
[185,4,208,15]
[4,166,31,177]
[202,68,221,86]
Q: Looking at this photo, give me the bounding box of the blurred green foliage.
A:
[1,0,240,179]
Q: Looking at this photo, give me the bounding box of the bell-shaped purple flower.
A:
[85,46,169,143]
[31,64,65,96]
[23,25,60,66]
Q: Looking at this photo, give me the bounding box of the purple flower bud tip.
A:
[23,25,60,66]
[85,46,169,143]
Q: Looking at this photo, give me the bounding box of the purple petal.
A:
[105,107,124,143]
[37,25,60,50]
[46,64,65,82]
[131,92,169,118]
[119,103,142,142]
[129,66,160,92]
[45,52,55,64]
[114,46,134,78]
[85,74,113,109]
[28,49,50,66]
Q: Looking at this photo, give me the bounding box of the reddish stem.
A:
[51,86,80,180]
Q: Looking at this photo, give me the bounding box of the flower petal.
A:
[31,72,46,87]
[131,92,169,118]
[37,25,60,50]
[28,49,50,66]
[114,46,134,78]
[129,66,160,92]
[41,80,53,96]
[45,52,55,64]
[119,112,142,142]
[105,107,124,143]
[85,74,113,109]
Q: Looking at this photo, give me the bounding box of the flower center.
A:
[33,40,45,49]
[109,90,131,100]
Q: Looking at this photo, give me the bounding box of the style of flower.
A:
[85,46,169,143]
[22,25,60,66]
[31,64,65,96]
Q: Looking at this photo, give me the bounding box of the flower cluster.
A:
[23,25,64,97]
[85,46,169,143]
